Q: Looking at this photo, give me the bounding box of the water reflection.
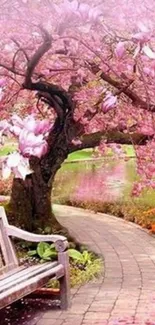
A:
[53,159,135,203]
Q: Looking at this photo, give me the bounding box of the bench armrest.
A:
[6,225,68,252]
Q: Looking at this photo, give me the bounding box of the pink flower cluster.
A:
[0,115,51,180]
[10,115,51,158]
[54,0,102,26]
[114,22,154,61]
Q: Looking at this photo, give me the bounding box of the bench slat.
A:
[0,265,26,279]
[0,262,49,285]
[0,264,64,309]
[0,262,61,293]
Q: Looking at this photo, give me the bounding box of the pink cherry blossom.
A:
[0,120,10,133]
[88,7,102,23]
[139,125,154,136]
[2,152,32,180]
[23,115,37,133]
[19,130,48,158]
[115,42,126,59]
[102,94,117,113]
[79,3,90,20]
[143,45,155,59]
[0,78,6,87]
[132,32,150,44]
[35,119,51,135]
[0,120,11,143]
[11,114,23,129]
[10,125,22,137]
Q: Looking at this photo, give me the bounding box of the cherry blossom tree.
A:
[1,0,155,231]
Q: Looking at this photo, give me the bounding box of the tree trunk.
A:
[7,81,78,233]
[8,151,68,234]
[8,174,62,233]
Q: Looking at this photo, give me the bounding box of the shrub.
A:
[57,197,155,230]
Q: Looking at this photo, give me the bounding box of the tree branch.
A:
[69,130,150,153]
[89,63,155,112]
[23,27,52,88]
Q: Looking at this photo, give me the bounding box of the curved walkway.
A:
[3,205,155,325]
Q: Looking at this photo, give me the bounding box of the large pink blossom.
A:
[2,152,32,180]
[0,120,11,143]
[10,115,51,137]
[19,130,48,158]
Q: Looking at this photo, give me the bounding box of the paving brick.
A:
[42,311,62,319]
[37,319,63,325]
[84,312,110,320]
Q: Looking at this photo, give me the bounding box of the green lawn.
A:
[122,145,135,157]
[0,145,17,156]
[0,144,135,160]
[66,149,93,161]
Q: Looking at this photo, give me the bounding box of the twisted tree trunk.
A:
[8,128,71,233]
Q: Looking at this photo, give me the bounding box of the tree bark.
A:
[8,134,70,234]
[8,172,62,233]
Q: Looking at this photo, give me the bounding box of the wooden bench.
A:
[0,206,70,310]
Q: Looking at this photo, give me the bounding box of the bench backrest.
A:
[0,207,18,274]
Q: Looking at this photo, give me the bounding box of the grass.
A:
[0,144,17,156]
[66,149,93,161]
[66,145,135,161]
[122,144,135,157]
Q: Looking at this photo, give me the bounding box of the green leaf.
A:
[28,250,37,257]
[37,242,50,258]
[42,248,57,260]
[82,251,92,264]
[68,249,83,261]
[50,243,56,250]
[83,250,89,261]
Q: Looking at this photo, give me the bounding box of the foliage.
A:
[64,198,155,230]
[28,242,94,266]
[68,249,93,267]
[47,257,103,289]
[28,242,57,262]
[27,241,103,288]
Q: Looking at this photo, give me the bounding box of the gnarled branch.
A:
[89,62,155,112]
[69,130,151,153]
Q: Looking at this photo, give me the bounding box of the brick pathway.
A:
[3,205,155,325]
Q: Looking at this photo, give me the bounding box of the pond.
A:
[53,157,155,208]
[53,158,151,205]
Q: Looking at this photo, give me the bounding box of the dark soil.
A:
[0,298,60,325]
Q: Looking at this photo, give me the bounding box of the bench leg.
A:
[58,251,71,310]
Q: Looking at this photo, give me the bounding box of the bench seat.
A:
[0,207,70,310]
[0,261,64,308]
